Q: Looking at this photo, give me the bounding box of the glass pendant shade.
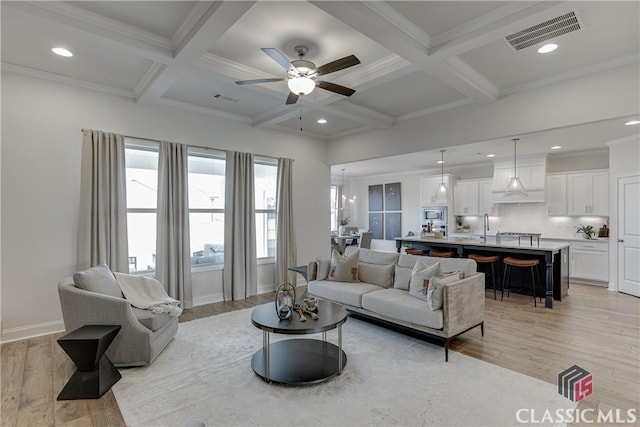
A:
[504,138,527,196]
[287,77,315,95]
[436,150,448,197]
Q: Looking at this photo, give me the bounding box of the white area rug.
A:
[113,306,574,426]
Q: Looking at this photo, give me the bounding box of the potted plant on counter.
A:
[576,224,596,240]
[339,217,350,235]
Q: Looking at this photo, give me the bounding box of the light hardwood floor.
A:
[2,284,638,427]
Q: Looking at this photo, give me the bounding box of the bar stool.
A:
[468,254,501,299]
[429,249,454,258]
[502,257,542,307]
[405,248,426,256]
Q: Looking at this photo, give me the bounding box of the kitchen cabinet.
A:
[420,175,452,205]
[453,180,479,215]
[567,171,609,216]
[492,164,546,191]
[570,241,609,283]
[546,174,567,215]
[478,179,497,216]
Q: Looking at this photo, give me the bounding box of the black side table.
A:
[57,325,122,400]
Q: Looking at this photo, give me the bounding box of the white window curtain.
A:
[78,129,129,272]
[275,158,296,286]
[223,151,257,301]
[156,141,193,308]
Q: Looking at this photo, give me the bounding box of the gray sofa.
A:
[58,265,178,367]
[307,247,485,361]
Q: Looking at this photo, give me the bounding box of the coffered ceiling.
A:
[2,1,639,161]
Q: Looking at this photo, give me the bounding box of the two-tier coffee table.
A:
[250,300,347,385]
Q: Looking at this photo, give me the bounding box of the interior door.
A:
[618,175,640,297]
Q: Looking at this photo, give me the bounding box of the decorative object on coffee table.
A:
[275,283,296,320]
[57,324,122,400]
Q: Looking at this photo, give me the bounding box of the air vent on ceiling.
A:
[212,93,239,102]
[505,11,582,51]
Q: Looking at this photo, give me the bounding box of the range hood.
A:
[491,154,547,203]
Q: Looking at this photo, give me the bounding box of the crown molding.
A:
[171,2,218,50]
[133,62,167,99]
[156,97,251,124]
[501,53,640,96]
[396,98,474,123]
[328,125,376,141]
[2,62,134,99]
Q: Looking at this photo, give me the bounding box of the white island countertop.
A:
[394,236,570,251]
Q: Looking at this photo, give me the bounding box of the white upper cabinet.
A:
[453,181,479,215]
[546,174,567,216]
[478,179,497,216]
[420,175,452,205]
[567,171,609,216]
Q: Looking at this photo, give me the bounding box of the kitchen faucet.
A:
[483,213,489,242]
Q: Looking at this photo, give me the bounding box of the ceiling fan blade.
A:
[235,78,284,85]
[314,55,360,76]
[316,81,356,97]
[261,48,295,71]
[285,92,300,105]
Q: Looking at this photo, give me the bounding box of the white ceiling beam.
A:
[310,1,497,104]
[135,1,256,104]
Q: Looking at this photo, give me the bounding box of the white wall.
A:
[0,72,329,341]
[606,135,640,291]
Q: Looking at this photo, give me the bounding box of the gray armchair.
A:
[57,267,178,367]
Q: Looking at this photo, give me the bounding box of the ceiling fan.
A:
[235,46,360,105]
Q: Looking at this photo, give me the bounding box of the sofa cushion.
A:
[427,272,464,310]
[362,288,444,330]
[409,260,441,301]
[393,264,413,290]
[346,247,399,265]
[73,264,123,299]
[308,280,382,308]
[131,307,173,331]
[329,249,360,282]
[358,262,395,287]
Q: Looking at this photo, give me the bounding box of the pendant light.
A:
[436,150,448,196]
[504,138,527,196]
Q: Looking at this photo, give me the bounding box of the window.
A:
[188,150,226,266]
[330,184,338,232]
[255,160,277,259]
[125,143,159,273]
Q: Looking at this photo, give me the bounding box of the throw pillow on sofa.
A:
[393,264,413,290]
[359,262,395,287]
[328,249,360,282]
[426,271,464,310]
[409,259,441,301]
[73,264,123,298]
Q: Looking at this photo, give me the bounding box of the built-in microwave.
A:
[423,207,447,222]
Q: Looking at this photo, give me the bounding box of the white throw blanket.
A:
[114,273,182,317]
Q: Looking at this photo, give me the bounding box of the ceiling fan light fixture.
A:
[288,77,315,96]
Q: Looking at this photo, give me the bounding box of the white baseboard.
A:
[1,320,65,344]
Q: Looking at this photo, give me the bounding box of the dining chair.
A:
[359,232,373,249]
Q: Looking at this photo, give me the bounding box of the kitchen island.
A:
[395,237,569,309]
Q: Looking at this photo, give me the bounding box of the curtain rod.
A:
[80,129,290,161]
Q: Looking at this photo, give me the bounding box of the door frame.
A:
[609,173,640,293]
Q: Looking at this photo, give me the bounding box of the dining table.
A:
[332,233,360,253]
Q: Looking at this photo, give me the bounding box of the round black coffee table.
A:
[250,300,347,385]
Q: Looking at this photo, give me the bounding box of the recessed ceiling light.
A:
[625,120,640,126]
[486,154,495,158]
[52,47,73,57]
[551,145,562,150]
[537,43,558,54]
[437,160,444,164]
[317,118,327,124]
